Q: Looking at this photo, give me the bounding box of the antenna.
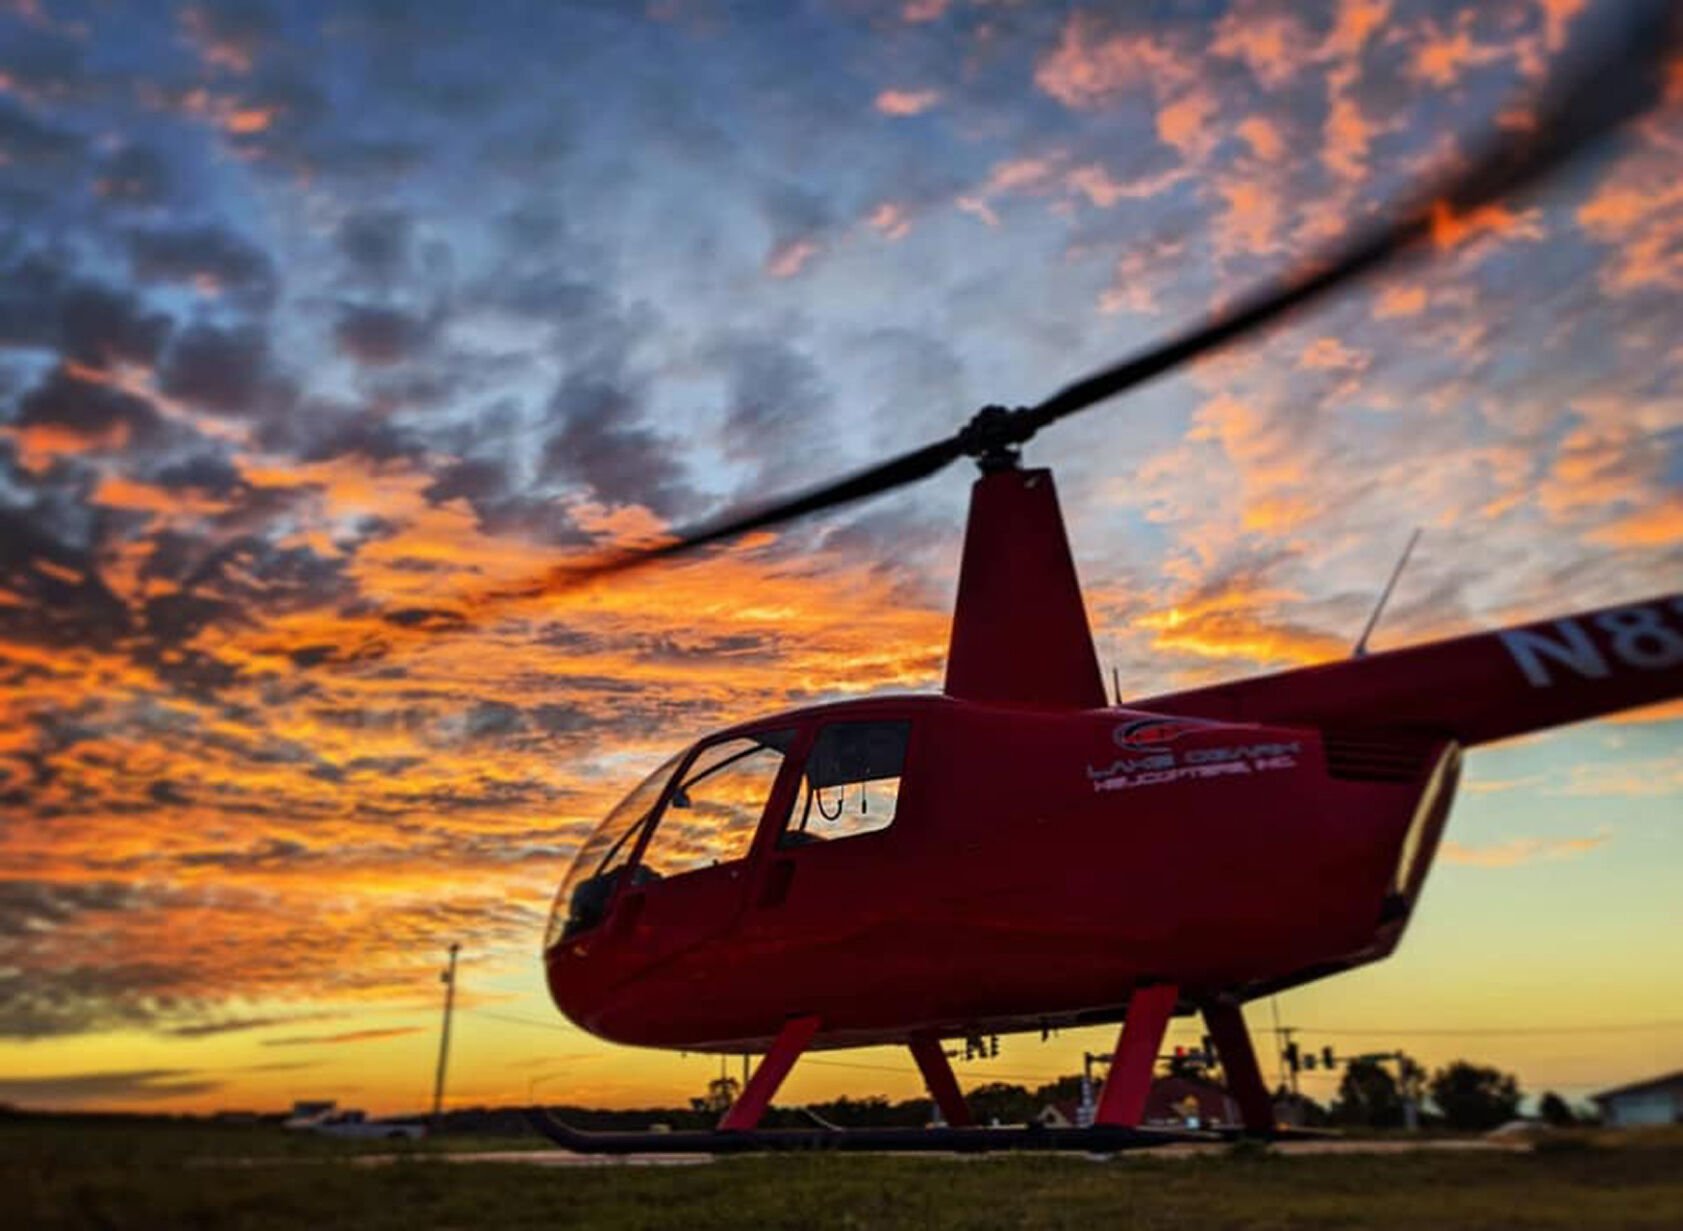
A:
[1111,664,1122,707]
[1352,528,1421,659]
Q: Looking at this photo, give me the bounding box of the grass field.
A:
[7,1120,1683,1230]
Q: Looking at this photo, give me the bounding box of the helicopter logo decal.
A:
[1111,717,1216,751]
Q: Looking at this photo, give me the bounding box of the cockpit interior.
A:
[547,719,911,946]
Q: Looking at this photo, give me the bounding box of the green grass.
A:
[6,1120,1682,1230]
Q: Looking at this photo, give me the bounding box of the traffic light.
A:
[1304,1053,1317,1070]
[1322,1046,1336,1069]
[1284,1042,1300,1072]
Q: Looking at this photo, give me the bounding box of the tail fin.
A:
[1140,594,1683,746]
[943,468,1107,710]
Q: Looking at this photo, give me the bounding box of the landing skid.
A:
[526,1107,1220,1154]
[531,993,1320,1155]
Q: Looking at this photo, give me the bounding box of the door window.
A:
[637,730,793,879]
[781,720,909,845]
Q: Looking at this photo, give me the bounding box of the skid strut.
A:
[909,1030,973,1127]
[719,1014,820,1131]
[1201,998,1275,1132]
[1094,982,1179,1127]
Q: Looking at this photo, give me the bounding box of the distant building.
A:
[1591,1072,1683,1127]
[1036,1075,1241,1130]
[1035,1099,1083,1128]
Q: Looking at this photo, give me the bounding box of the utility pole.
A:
[1080,1051,1110,1127]
[1278,1026,1300,1097]
[431,942,460,1130]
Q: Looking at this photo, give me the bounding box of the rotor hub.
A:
[957,404,1037,473]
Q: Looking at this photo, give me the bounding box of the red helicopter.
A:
[530,7,1682,1153]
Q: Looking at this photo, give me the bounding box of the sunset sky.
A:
[1,0,1679,1119]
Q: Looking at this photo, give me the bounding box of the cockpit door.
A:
[607,727,803,974]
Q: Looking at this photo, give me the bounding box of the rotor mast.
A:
[943,408,1107,710]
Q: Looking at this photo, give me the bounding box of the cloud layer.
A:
[0,0,1678,1107]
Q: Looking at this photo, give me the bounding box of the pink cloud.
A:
[874,88,941,117]
[764,238,819,279]
[901,0,947,22]
[867,202,913,241]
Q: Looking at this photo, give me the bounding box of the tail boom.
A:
[1140,594,1683,746]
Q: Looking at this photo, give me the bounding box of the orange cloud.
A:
[223,106,274,135]
[1440,831,1611,868]
[1210,8,1308,90]
[1318,0,1391,61]
[1156,87,1219,160]
[1536,0,1587,56]
[264,1026,425,1047]
[1213,177,1282,256]
[1236,116,1284,161]
[874,88,940,117]
[1410,16,1507,88]
[1586,494,1683,547]
[1097,239,1184,316]
[1373,285,1427,319]
[1535,397,1674,528]
[1035,14,1190,110]
[91,474,232,518]
[1065,162,1189,208]
[1429,201,1545,250]
[178,5,261,75]
[1137,582,1347,669]
[1576,171,1683,295]
[1323,88,1379,182]
[1297,337,1369,372]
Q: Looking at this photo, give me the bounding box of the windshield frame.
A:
[547,747,689,948]
[621,728,794,869]
[548,726,806,948]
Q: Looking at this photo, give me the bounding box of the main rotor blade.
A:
[475,0,1674,605]
[1026,0,1678,432]
[505,435,966,593]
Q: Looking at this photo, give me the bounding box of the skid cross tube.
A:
[718,1014,820,1131]
[527,1108,1218,1154]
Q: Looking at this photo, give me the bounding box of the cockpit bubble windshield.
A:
[545,749,685,948]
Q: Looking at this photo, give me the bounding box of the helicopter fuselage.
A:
[544,694,1457,1052]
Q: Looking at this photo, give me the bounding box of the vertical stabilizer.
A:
[943,467,1107,709]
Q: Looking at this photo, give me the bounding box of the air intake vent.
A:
[1322,732,1436,783]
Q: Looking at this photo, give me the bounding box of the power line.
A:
[470,1007,586,1034]
[1297,1019,1683,1038]
[464,1006,1683,1059]
[803,1056,1074,1084]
